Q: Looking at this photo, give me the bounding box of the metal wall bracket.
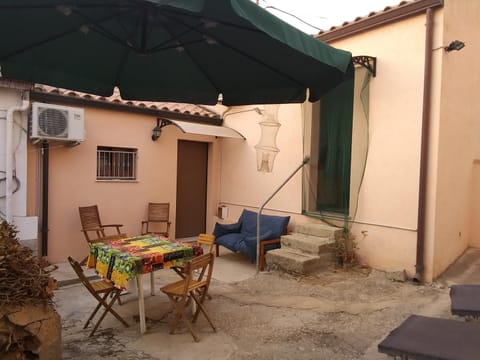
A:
[158,118,172,129]
[151,118,172,141]
[352,56,377,77]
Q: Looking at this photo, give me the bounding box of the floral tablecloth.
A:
[87,235,203,288]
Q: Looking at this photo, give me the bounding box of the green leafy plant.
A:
[335,230,358,267]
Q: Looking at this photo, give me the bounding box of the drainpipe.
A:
[414,7,434,283]
[5,92,29,223]
[41,141,49,256]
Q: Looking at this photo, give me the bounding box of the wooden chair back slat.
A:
[197,233,215,254]
[141,202,171,236]
[79,205,103,229]
[148,202,170,222]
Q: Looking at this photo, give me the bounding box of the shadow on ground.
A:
[54,248,480,360]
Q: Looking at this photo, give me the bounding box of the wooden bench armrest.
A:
[215,237,281,271]
[259,238,281,271]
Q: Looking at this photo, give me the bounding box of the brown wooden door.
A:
[175,140,208,238]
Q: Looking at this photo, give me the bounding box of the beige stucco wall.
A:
[217,5,478,282]
[27,105,222,263]
[217,13,433,278]
[219,104,305,227]
[470,160,480,247]
[432,0,480,278]
[12,0,477,281]
[321,15,431,278]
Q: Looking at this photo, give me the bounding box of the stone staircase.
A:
[265,223,343,275]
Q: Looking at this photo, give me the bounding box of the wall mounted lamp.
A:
[151,118,171,141]
[444,40,465,52]
[433,40,465,52]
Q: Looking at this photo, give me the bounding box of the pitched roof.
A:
[316,0,443,43]
[30,84,221,123]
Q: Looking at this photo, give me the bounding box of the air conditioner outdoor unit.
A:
[30,102,86,142]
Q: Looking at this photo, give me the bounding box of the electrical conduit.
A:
[5,93,29,222]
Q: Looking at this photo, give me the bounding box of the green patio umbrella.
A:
[0,0,352,105]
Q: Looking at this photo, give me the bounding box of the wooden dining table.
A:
[87,234,203,333]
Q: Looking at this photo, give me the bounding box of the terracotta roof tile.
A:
[316,0,442,42]
[317,0,417,35]
[32,84,220,119]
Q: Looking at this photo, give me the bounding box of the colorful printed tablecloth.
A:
[87,235,203,288]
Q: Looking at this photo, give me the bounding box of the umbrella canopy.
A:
[0,0,353,105]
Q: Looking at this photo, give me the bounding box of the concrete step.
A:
[281,233,335,255]
[295,223,343,239]
[265,248,334,275]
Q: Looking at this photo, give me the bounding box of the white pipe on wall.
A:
[5,93,29,222]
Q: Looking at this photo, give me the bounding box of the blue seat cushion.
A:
[244,230,274,247]
[214,232,245,252]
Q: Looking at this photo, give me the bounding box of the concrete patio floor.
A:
[51,247,480,360]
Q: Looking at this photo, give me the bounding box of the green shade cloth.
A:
[0,0,352,105]
[317,76,354,213]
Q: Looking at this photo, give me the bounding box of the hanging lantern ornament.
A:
[255,104,280,173]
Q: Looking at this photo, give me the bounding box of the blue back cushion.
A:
[213,221,242,238]
[239,209,289,238]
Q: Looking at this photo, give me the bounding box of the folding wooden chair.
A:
[173,233,215,272]
[172,234,215,300]
[160,253,216,342]
[141,202,171,237]
[67,256,129,337]
[197,233,216,254]
[78,205,125,265]
[79,205,124,243]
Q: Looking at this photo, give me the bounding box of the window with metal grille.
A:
[96,146,137,181]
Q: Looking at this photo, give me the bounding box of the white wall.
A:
[0,86,37,248]
[0,87,29,218]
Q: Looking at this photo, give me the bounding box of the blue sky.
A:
[254,0,401,34]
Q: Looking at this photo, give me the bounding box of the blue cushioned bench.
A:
[213,209,289,270]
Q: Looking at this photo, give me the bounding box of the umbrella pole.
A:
[256,156,310,274]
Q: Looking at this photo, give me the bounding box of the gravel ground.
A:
[55,264,454,360]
